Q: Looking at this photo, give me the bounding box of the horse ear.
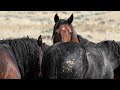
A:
[38,35,42,47]
[67,14,73,24]
[54,13,59,23]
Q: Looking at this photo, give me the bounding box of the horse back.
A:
[42,42,88,79]
[84,42,113,79]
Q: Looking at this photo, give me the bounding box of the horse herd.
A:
[0,13,120,79]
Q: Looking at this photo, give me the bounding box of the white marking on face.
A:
[62,27,65,31]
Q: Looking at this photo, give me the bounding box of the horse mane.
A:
[98,40,120,58]
[0,37,40,79]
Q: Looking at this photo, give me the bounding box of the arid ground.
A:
[0,11,120,45]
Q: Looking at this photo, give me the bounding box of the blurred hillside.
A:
[0,11,120,45]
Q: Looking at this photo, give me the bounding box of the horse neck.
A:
[71,27,79,43]
[9,39,40,78]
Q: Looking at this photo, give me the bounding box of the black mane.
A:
[0,37,40,79]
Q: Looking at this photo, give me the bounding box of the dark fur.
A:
[114,65,120,79]
[42,35,120,79]
[78,35,120,79]
[0,44,21,79]
[0,37,49,79]
[41,40,114,79]
[42,42,87,79]
[98,40,120,79]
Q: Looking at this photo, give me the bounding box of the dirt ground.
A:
[0,11,120,45]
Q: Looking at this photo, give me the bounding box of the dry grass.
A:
[0,11,120,45]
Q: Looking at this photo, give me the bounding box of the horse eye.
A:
[70,32,72,34]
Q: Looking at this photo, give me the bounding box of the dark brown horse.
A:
[52,13,79,44]
[0,44,21,79]
[0,35,49,79]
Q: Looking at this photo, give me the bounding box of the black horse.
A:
[40,37,120,79]
[98,40,120,79]
[0,35,49,79]
[77,35,120,79]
